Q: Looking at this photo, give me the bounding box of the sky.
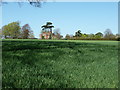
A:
[2,2,118,38]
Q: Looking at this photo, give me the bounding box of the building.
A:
[40,32,52,39]
[40,31,63,39]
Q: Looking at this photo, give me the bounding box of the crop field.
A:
[2,39,119,88]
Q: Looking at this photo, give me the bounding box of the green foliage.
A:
[65,34,70,40]
[2,40,118,88]
[117,37,120,41]
[42,36,44,39]
[0,29,2,38]
[70,29,116,40]
[2,25,10,37]
[21,24,35,39]
[2,22,34,39]
[41,22,54,33]
[95,32,103,37]
[2,22,21,38]
[75,30,82,37]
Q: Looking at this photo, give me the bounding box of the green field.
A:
[2,39,119,88]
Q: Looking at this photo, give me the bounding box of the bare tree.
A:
[104,29,115,39]
[53,28,60,35]
[53,28,63,39]
[0,0,46,7]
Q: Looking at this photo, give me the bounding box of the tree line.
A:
[65,29,120,41]
[0,21,120,41]
[0,21,35,39]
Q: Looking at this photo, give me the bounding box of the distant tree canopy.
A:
[95,32,103,37]
[104,29,115,39]
[2,21,34,39]
[41,22,54,33]
[22,24,34,39]
[53,28,63,39]
[64,28,117,40]
[65,34,71,40]
[75,30,82,37]
[1,21,118,40]
[2,22,21,38]
[0,28,2,38]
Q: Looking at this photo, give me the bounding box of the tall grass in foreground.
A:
[2,40,118,88]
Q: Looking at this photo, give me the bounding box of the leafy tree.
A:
[87,33,95,39]
[116,34,120,37]
[2,22,21,39]
[22,24,34,39]
[81,33,88,38]
[0,29,2,38]
[95,32,103,37]
[41,22,54,32]
[75,30,82,37]
[2,25,10,38]
[42,36,44,39]
[94,32,103,39]
[65,34,70,40]
[116,34,120,41]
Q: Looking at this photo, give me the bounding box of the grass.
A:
[2,39,119,88]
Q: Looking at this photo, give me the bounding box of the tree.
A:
[0,0,45,8]
[116,34,120,41]
[95,32,103,38]
[22,24,34,39]
[88,33,95,39]
[29,30,35,38]
[69,34,73,39]
[42,36,44,39]
[28,0,42,7]
[41,22,54,33]
[2,21,21,39]
[83,33,88,37]
[104,29,115,39]
[65,34,70,40]
[41,22,54,39]
[2,25,10,38]
[53,28,63,39]
[75,30,82,37]
[0,29,2,38]
[95,32,103,37]
[53,28,60,35]
[81,33,88,39]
